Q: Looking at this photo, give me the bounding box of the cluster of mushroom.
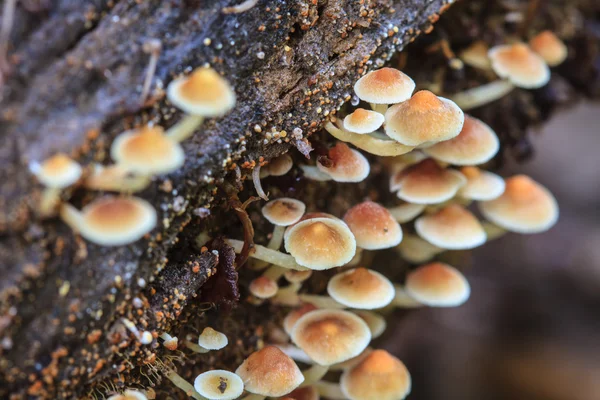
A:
[31,67,236,246]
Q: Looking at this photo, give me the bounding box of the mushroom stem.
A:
[301,365,329,386]
[391,285,423,308]
[0,0,16,74]
[298,294,345,309]
[262,265,285,281]
[276,344,314,364]
[314,381,346,400]
[225,239,309,271]
[59,203,84,233]
[268,225,286,250]
[252,166,269,200]
[39,188,62,217]
[369,103,388,114]
[325,122,413,157]
[165,368,206,400]
[271,282,302,306]
[166,115,205,143]
[140,39,162,104]
[183,339,209,353]
[449,80,515,111]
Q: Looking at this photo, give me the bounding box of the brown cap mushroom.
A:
[529,31,568,67]
[423,115,500,166]
[327,268,395,309]
[488,43,550,89]
[415,204,486,250]
[340,350,411,400]
[198,327,228,350]
[317,142,370,183]
[263,154,294,177]
[343,108,385,134]
[167,67,236,116]
[291,309,371,365]
[194,370,244,400]
[32,153,82,188]
[343,201,403,250]
[458,166,505,201]
[353,67,415,104]
[111,125,185,174]
[249,276,279,299]
[283,303,319,335]
[235,345,304,397]
[262,198,306,226]
[405,262,470,307]
[392,159,467,204]
[384,90,464,147]
[284,217,356,270]
[478,175,559,233]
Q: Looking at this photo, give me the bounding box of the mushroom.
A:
[263,198,306,250]
[194,370,244,400]
[353,311,386,339]
[249,276,279,299]
[325,121,414,157]
[423,115,500,166]
[84,164,151,193]
[395,234,444,264]
[391,159,467,204]
[284,217,356,270]
[283,303,319,335]
[327,268,395,309]
[481,221,508,241]
[185,327,228,353]
[284,269,313,284]
[415,204,487,250]
[261,154,294,177]
[235,345,304,398]
[488,43,550,89]
[317,142,370,183]
[353,67,415,113]
[159,332,179,350]
[449,79,516,111]
[340,350,411,400]
[166,66,236,142]
[343,201,403,250]
[478,175,559,233]
[111,125,185,175]
[225,239,309,271]
[386,203,426,224]
[459,41,492,70]
[30,153,82,216]
[107,389,148,400]
[384,90,464,147]
[60,196,156,246]
[458,166,505,201]
[405,262,471,307]
[343,108,385,134]
[528,30,568,67]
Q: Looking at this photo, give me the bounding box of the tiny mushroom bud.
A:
[284,217,356,270]
[107,389,148,400]
[249,276,279,299]
[415,204,486,250]
[283,303,319,335]
[458,166,506,201]
[317,142,370,183]
[111,125,185,175]
[343,201,403,250]
[392,159,467,204]
[488,43,550,89]
[198,327,228,351]
[353,311,387,339]
[340,350,411,400]
[423,115,500,166]
[327,268,395,309]
[405,262,471,307]
[343,108,385,134]
[479,175,559,233]
[291,309,371,366]
[353,67,415,104]
[31,153,82,189]
[528,30,568,67]
[194,370,244,400]
[235,345,304,397]
[160,332,179,351]
[60,196,156,246]
[385,90,464,147]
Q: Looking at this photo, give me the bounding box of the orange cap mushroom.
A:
[249,276,279,299]
[327,268,395,309]
[384,90,464,147]
[529,31,568,67]
[458,166,505,200]
[194,370,244,400]
[353,67,415,104]
[343,108,385,134]
[415,204,486,250]
[32,153,82,188]
[405,262,471,307]
[317,142,370,183]
[488,43,550,89]
[343,201,403,250]
[262,198,306,226]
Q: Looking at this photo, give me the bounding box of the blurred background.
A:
[384,102,600,400]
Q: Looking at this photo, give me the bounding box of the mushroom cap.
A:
[343,201,403,250]
[384,90,465,147]
[405,262,471,307]
[396,234,443,264]
[111,126,185,174]
[330,347,374,371]
[387,203,426,224]
[415,204,486,250]
[107,390,148,400]
[249,276,279,299]
[198,327,228,350]
[262,198,306,226]
[353,67,415,104]
[235,345,304,396]
[459,41,492,70]
[265,154,294,176]
[291,309,371,366]
[283,303,319,335]
[478,175,559,233]
[327,268,395,309]
[284,217,357,270]
[458,167,506,201]
[488,43,550,89]
[33,153,82,189]
[167,67,236,116]
[194,370,244,400]
[394,159,467,204]
[284,269,313,283]
[286,386,320,400]
[317,142,370,183]
[85,164,151,193]
[423,115,500,166]
[344,108,385,134]
[529,30,568,67]
[340,350,411,400]
[353,311,387,339]
[79,196,157,246]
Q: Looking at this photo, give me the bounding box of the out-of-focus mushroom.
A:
[343,201,403,250]
[529,30,568,67]
[353,311,386,339]
[458,166,505,200]
[449,80,515,111]
[249,276,279,299]
[387,203,426,224]
[317,142,370,183]
[84,164,151,193]
[415,204,486,250]
[459,41,492,70]
[31,153,83,216]
[395,234,444,264]
[488,43,550,88]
